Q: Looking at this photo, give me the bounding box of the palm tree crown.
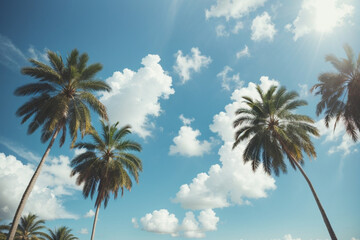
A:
[15,49,111,146]
[46,227,78,240]
[233,85,337,240]
[233,85,319,175]
[71,120,143,240]
[3,213,49,240]
[311,44,360,141]
[71,120,143,208]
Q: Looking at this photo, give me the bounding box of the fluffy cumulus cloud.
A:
[169,115,212,157]
[286,0,354,41]
[139,209,179,237]
[137,209,219,238]
[0,153,80,220]
[173,76,277,210]
[314,119,359,156]
[217,66,242,91]
[174,48,212,84]
[100,54,174,138]
[84,209,95,218]
[236,45,250,59]
[251,12,277,42]
[205,0,268,20]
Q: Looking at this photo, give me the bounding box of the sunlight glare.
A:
[310,0,354,33]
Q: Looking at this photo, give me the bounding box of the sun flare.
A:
[311,0,353,33]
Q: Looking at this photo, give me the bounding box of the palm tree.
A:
[233,85,337,240]
[8,49,111,240]
[311,44,360,141]
[46,227,78,240]
[1,213,49,240]
[71,120,143,240]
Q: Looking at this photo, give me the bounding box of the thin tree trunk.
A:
[7,127,61,240]
[90,205,100,240]
[288,155,337,240]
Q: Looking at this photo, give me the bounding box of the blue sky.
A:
[0,0,359,239]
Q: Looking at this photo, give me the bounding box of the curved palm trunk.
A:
[288,156,337,240]
[90,205,100,240]
[7,127,61,240]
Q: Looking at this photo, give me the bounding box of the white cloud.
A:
[28,46,49,64]
[217,66,242,91]
[197,209,219,231]
[173,76,277,210]
[314,119,359,156]
[100,54,174,138]
[179,114,194,126]
[286,0,354,41]
[0,153,80,220]
[351,238,359,240]
[0,34,27,71]
[0,35,49,72]
[84,209,95,218]
[0,138,40,163]
[169,115,212,157]
[174,48,212,84]
[74,148,86,157]
[79,228,88,235]
[232,21,244,34]
[205,0,268,21]
[138,209,219,238]
[236,45,250,59]
[216,25,230,37]
[132,217,139,228]
[251,12,277,42]
[140,209,179,237]
[298,83,309,98]
[181,212,204,238]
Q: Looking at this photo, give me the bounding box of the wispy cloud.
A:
[0,34,48,71]
[236,45,250,59]
[0,137,40,162]
[0,34,27,71]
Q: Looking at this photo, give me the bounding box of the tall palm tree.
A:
[71,120,143,240]
[8,49,111,240]
[233,85,337,240]
[311,44,360,141]
[1,213,49,240]
[45,227,78,240]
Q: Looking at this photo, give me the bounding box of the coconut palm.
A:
[233,85,337,240]
[45,227,78,240]
[71,120,143,240]
[8,49,111,240]
[311,44,360,141]
[2,213,49,240]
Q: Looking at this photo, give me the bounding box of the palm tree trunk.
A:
[289,156,337,240]
[90,205,100,240]
[7,127,61,240]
